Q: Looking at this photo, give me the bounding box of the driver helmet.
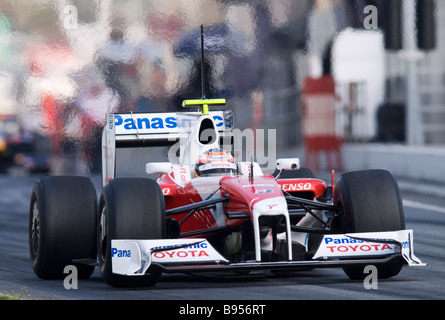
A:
[195,148,236,177]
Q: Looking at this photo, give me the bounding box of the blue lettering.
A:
[165,117,177,128]
[212,115,224,127]
[152,242,208,251]
[184,243,208,249]
[124,118,137,130]
[151,117,164,129]
[325,237,364,245]
[114,115,180,130]
[224,115,233,129]
[111,248,131,258]
[115,115,123,126]
[137,118,150,129]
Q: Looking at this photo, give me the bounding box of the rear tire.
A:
[333,169,405,280]
[29,176,97,279]
[98,178,166,287]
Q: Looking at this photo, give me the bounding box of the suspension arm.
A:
[166,195,230,216]
[285,195,337,212]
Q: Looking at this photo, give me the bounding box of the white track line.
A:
[403,199,445,214]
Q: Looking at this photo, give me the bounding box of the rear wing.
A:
[101,111,233,186]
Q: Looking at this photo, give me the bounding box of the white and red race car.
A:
[29,98,425,287]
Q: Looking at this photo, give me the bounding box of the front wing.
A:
[111,230,425,276]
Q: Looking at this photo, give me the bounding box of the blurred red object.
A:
[302,76,343,171]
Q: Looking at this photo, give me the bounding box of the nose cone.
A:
[252,197,288,216]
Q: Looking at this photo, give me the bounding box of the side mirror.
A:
[276,158,300,171]
[146,162,173,175]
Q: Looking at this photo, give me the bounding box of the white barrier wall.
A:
[342,144,445,184]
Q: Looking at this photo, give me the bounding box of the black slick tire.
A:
[98,178,166,287]
[333,169,405,280]
[29,176,97,280]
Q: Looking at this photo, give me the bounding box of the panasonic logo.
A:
[152,242,208,251]
[324,237,365,245]
[111,248,131,258]
[115,115,177,130]
[114,114,225,130]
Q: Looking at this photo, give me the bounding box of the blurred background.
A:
[0,0,442,176]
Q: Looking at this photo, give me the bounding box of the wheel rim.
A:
[99,206,107,261]
[30,201,40,258]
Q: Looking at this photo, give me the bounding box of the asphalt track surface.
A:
[1,173,444,301]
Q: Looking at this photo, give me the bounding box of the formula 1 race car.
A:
[29,97,425,287]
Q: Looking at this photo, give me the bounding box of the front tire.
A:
[333,169,405,280]
[98,178,166,287]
